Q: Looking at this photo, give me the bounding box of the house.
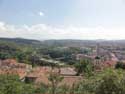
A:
[25,67,50,84]
[59,67,77,76]
[0,59,32,80]
[76,54,95,60]
[24,66,79,86]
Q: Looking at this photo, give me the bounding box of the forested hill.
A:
[1,38,125,47]
[0,38,99,47]
[0,38,97,46]
[43,39,125,47]
[43,39,98,47]
[0,38,41,45]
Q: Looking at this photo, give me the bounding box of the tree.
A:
[115,61,125,69]
[75,59,94,76]
[96,74,124,94]
[35,83,49,94]
[0,74,35,94]
[96,69,125,94]
[56,84,69,94]
[0,52,11,60]
[70,69,125,94]
[48,72,64,94]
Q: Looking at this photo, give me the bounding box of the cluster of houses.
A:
[76,44,118,70]
[0,44,121,86]
[0,59,80,86]
[25,66,81,86]
[0,59,32,80]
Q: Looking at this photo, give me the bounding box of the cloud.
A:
[0,21,125,40]
[39,11,44,16]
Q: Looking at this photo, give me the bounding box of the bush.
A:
[0,74,35,94]
[115,62,125,69]
[75,59,94,76]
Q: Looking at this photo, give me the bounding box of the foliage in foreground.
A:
[72,68,125,94]
[75,59,94,76]
[0,74,35,94]
[1,68,125,94]
[35,68,125,94]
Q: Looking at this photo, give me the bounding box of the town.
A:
[1,0,125,93]
[0,38,125,94]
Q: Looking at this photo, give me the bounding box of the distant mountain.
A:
[0,38,41,45]
[43,39,98,47]
[1,37,125,47]
[43,39,125,47]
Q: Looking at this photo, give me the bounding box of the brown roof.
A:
[26,67,81,86]
[0,59,31,79]
[61,76,82,86]
[3,59,17,64]
[26,67,50,84]
[60,68,77,76]
[0,59,30,69]
[103,60,116,67]
[0,68,27,79]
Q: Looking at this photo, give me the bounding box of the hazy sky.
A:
[0,0,125,40]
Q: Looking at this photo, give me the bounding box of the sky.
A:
[0,0,125,40]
